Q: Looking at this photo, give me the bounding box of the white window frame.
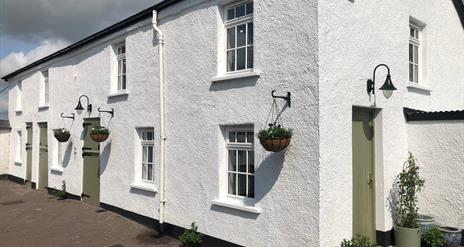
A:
[116,42,127,91]
[16,130,22,163]
[224,1,254,74]
[41,70,49,106]
[225,126,255,199]
[16,81,22,111]
[51,140,65,173]
[135,128,155,184]
[409,24,420,84]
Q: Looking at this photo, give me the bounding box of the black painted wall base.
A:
[4,174,25,185]
[31,182,36,190]
[376,229,394,247]
[46,187,81,201]
[0,174,8,180]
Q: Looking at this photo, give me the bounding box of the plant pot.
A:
[53,129,71,142]
[439,226,462,247]
[259,137,291,152]
[418,214,435,235]
[90,133,110,143]
[394,225,421,247]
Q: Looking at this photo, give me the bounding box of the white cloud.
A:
[0,39,69,119]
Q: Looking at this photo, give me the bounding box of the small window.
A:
[226,128,255,198]
[409,24,421,83]
[225,2,254,73]
[116,42,127,91]
[16,81,22,111]
[138,128,154,182]
[42,70,49,105]
[16,131,22,162]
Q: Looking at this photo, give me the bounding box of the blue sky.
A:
[0,0,159,119]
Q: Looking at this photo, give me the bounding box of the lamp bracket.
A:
[97,107,114,117]
[271,90,291,108]
[60,113,75,120]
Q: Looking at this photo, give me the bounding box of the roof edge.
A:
[1,0,182,81]
[404,107,464,121]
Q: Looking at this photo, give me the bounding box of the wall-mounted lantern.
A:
[367,64,397,99]
[74,95,92,114]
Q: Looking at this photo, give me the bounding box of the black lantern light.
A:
[75,95,92,114]
[367,64,397,99]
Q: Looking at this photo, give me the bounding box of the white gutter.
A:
[152,10,166,225]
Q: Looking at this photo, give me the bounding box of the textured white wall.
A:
[0,130,10,174]
[318,0,463,246]
[408,120,464,230]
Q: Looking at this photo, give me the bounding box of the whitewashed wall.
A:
[408,120,464,230]
[0,130,10,174]
[318,0,463,246]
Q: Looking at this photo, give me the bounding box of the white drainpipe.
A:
[152,10,166,225]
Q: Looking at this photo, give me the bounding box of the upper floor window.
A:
[42,70,49,105]
[225,1,254,73]
[409,23,423,84]
[116,42,126,91]
[16,81,22,111]
[226,127,255,198]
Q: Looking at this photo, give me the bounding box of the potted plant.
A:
[258,125,293,152]
[179,222,203,247]
[394,153,425,247]
[338,235,376,247]
[438,226,462,247]
[90,126,110,143]
[422,227,445,247]
[418,214,436,236]
[54,128,71,142]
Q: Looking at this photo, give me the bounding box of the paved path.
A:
[0,180,181,247]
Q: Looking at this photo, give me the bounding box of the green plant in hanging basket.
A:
[90,126,110,143]
[258,125,293,152]
[54,128,71,142]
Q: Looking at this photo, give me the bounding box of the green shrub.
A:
[55,180,67,200]
[422,227,444,247]
[258,126,293,140]
[339,235,376,247]
[179,222,203,247]
[90,126,110,135]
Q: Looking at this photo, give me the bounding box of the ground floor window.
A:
[136,128,155,182]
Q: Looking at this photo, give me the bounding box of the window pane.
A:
[228,150,236,171]
[246,132,253,143]
[409,44,413,63]
[227,28,235,49]
[237,48,246,70]
[142,146,147,162]
[122,75,126,89]
[142,163,147,180]
[413,46,419,63]
[146,131,154,141]
[227,8,235,20]
[238,150,246,172]
[121,45,126,54]
[147,146,153,163]
[246,2,253,15]
[410,28,415,38]
[238,174,246,196]
[236,4,245,18]
[123,59,126,73]
[227,50,235,72]
[248,151,254,173]
[237,24,246,47]
[414,65,419,83]
[409,63,414,82]
[236,132,245,142]
[228,173,236,195]
[248,175,255,198]
[247,46,254,69]
[147,164,153,181]
[228,131,236,142]
[118,60,122,75]
[247,22,253,45]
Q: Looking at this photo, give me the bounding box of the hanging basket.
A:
[90,126,110,143]
[258,126,293,152]
[54,129,71,142]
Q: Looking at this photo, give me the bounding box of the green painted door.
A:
[82,118,100,206]
[26,124,33,186]
[352,109,376,241]
[38,123,48,190]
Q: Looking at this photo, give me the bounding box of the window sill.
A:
[212,71,260,82]
[130,181,157,193]
[38,105,50,110]
[212,199,261,214]
[50,166,63,173]
[14,161,22,166]
[407,82,432,93]
[108,90,130,98]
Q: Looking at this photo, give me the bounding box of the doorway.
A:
[352,108,376,241]
[38,123,48,190]
[25,123,33,188]
[81,118,100,206]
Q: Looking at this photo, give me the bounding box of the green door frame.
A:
[26,123,33,186]
[352,107,376,241]
[38,123,48,191]
[81,118,101,206]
